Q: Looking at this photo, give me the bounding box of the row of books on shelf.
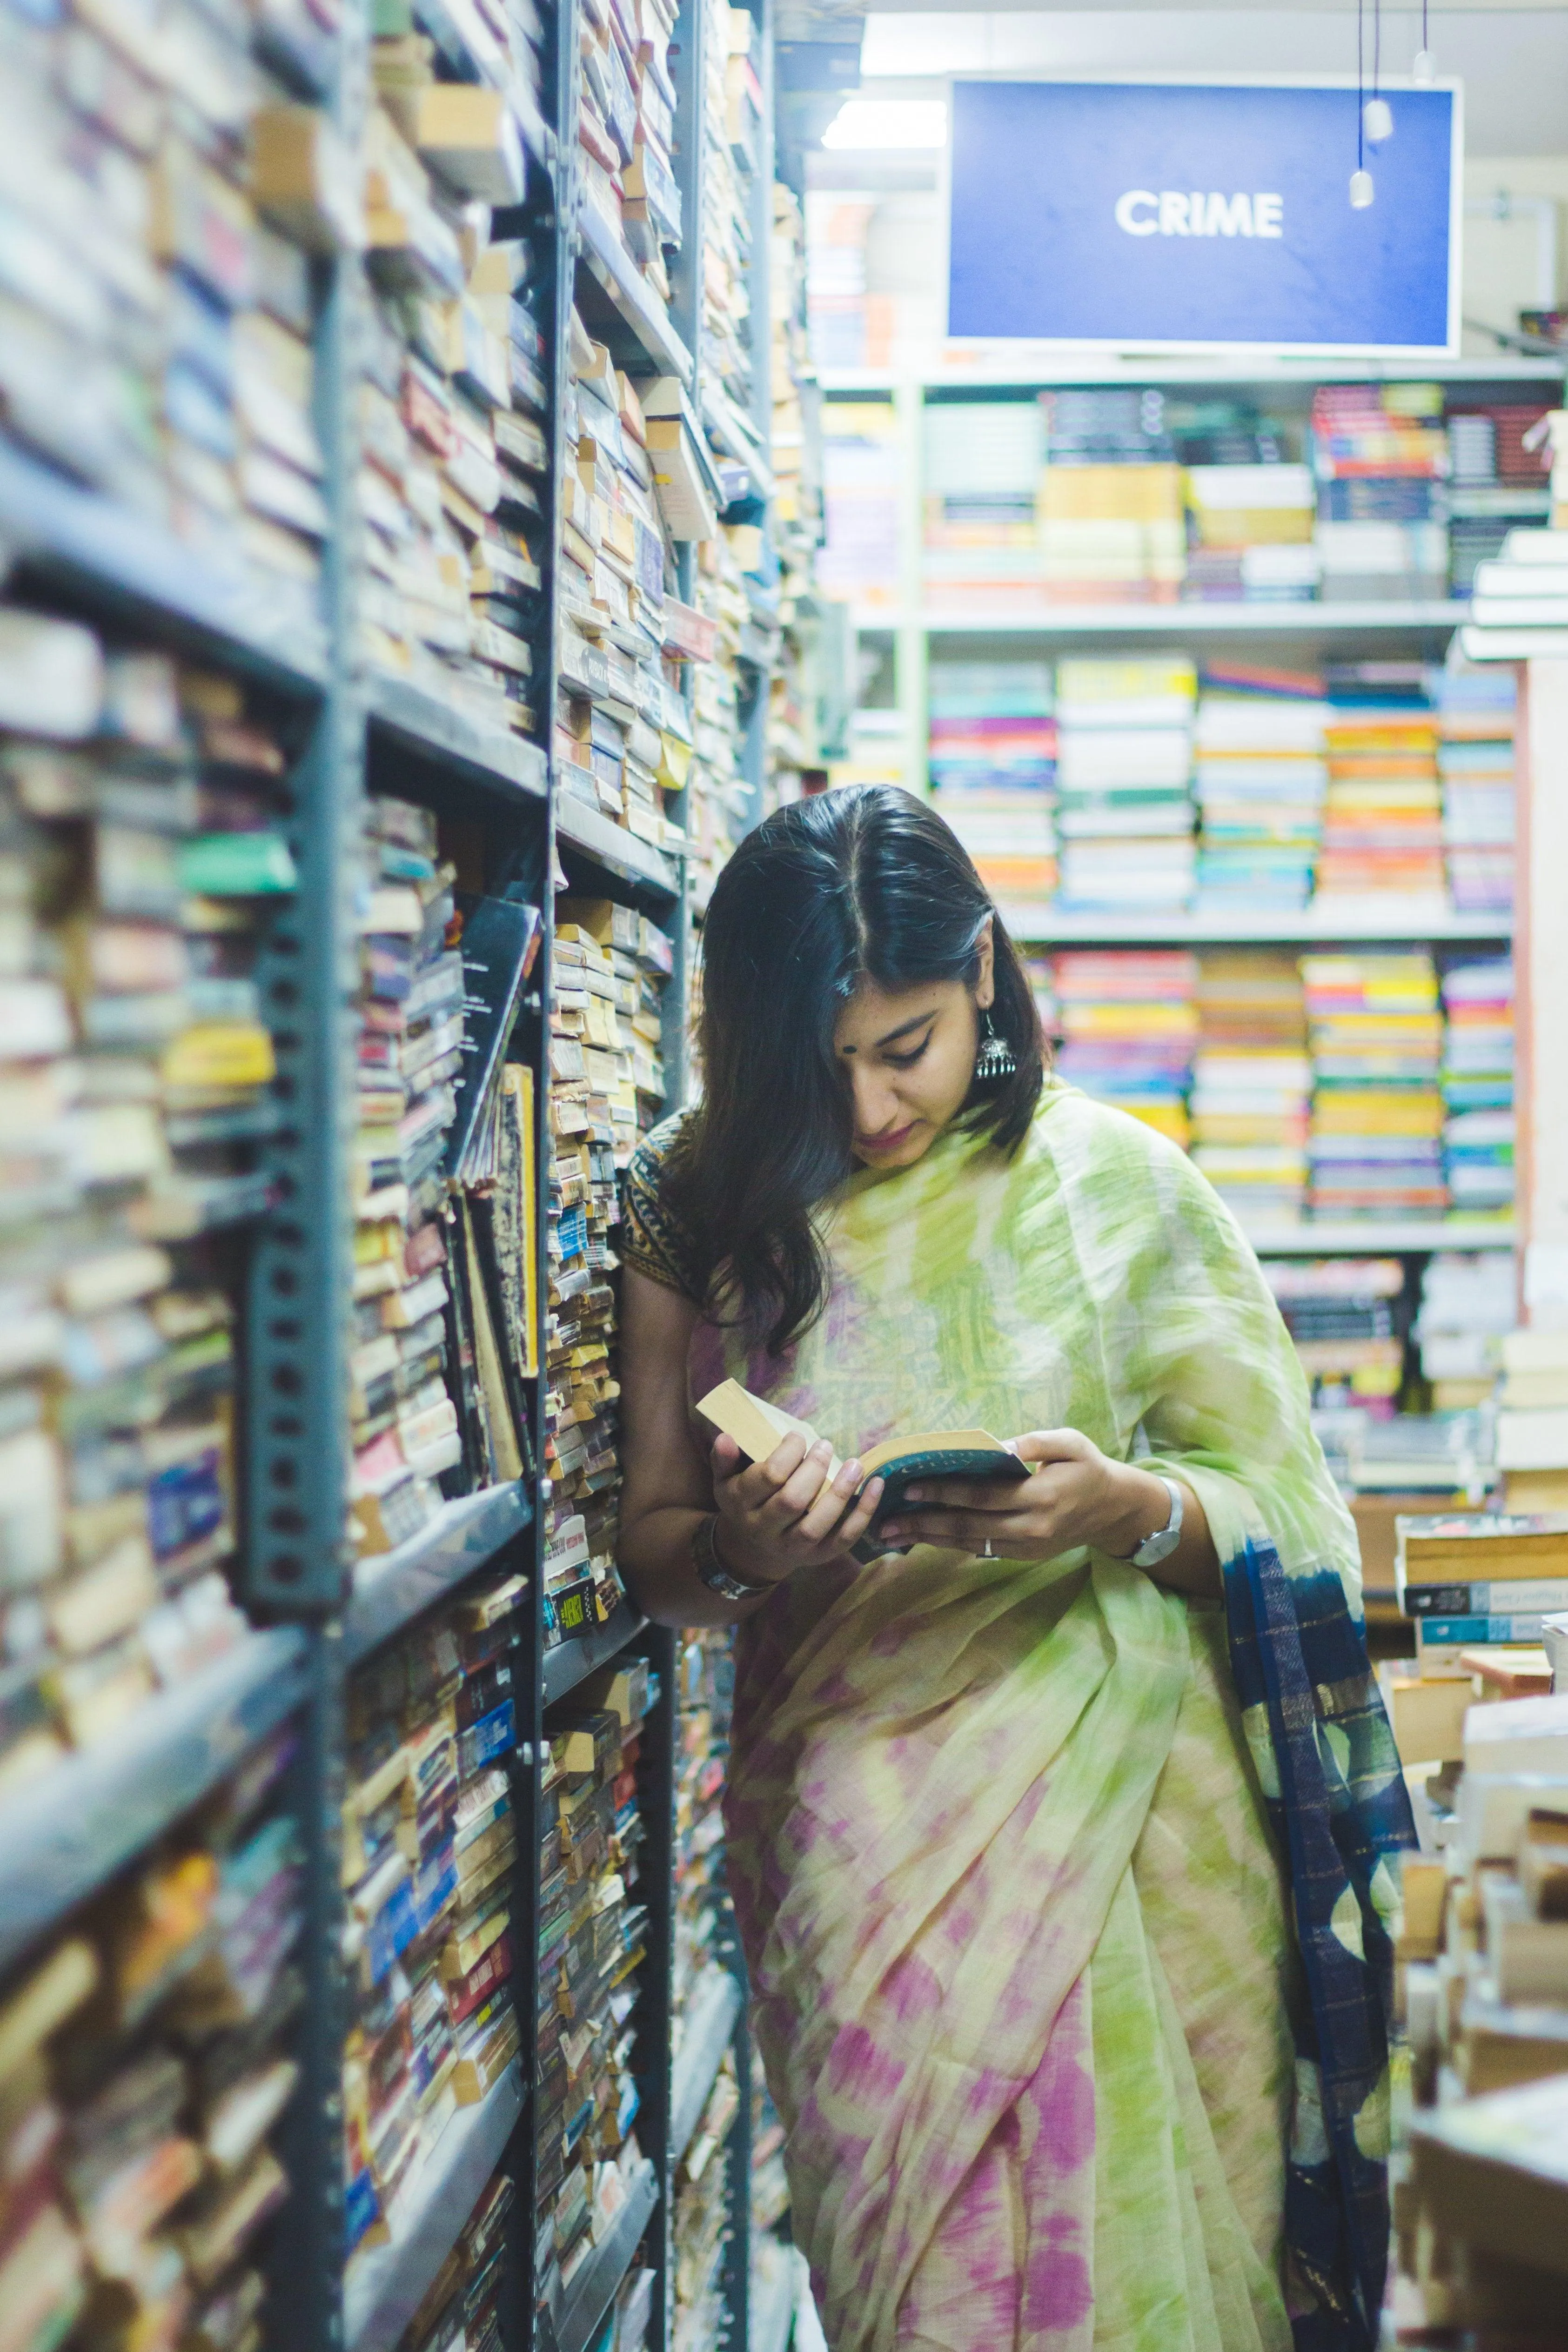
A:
[930,654,1514,920]
[1026,945,1513,1228]
[818,383,1555,610]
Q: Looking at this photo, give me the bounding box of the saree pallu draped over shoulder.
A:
[686,1088,1414,2352]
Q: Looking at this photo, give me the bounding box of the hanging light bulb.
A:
[1350,168,1375,208]
[1413,0,1434,81]
[1363,95,1394,143]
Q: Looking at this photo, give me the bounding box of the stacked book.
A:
[672,2051,741,2350]
[543,902,672,1647]
[1495,1328,1568,1513]
[1434,665,1517,914]
[536,1659,657,2321]
[922,400,1045,607]
[1461,523,1568,662]
[356,83,548,737]
[1049,951,1198,1148]
[1310,382,1450,601]
[1395,1510,1568,1677]
[817,399,903,609]
[764,181,825,809]
[0,619,315,1785]
[1415,1251,1517,1409]
[1192,667,1327,911]
[580,0,682,323]
[1038,390,1185,603]
[395,2165,513,2352]
[0,0,337,637]
[673,1628,735,2027]
[927,659,1057,914]
[0,1719,303,2352]
[1441,959,1515,1222]
[1446,402,1554,590]
[701,2,762,461]
[342,1565,528,2271]
[1054,658,1196,912]
[1303,952,1447,1221]
[1262,1258,1406,1411]
[1189,953,1311,1230]
[685,531,752,899]
[1316,663,1446,919]
[804,195,875,372]
[1182,464,1319,603]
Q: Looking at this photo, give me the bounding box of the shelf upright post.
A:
[715,1900,754,2351]
[634,1624,680,2352]
[892,377,927,795]
[734,0,773,840]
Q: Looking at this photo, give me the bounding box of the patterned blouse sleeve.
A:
[619,1113,706,1305]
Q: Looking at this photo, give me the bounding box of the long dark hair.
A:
[663,784,1045,1352]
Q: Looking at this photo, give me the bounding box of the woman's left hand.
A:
[878,1428,1175,1563]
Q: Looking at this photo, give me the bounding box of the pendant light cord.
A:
[1357,0,1365,169]
[1373,0,1381,97]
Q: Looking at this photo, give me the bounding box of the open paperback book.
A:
[696,1379,1030,1559]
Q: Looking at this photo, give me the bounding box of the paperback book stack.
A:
[1316,664,1446,920]
[817,400,901,610]
[581,0,683,321]
[349,794,472,1561]
[1496,1327,1568,1513]
[1038,390,1185,603]
[672,2053,740,2352]
[355,91,549,737]
[342,1566,528,2273]
[1434,665,1516,914]
[0,0,335,640]
[1395,1511,1568,1678]
[1049,951,1198,1147]
[673,1630,736,2029]
[700,0,766,489]
[536,1659,657,2324]
[0,620,316,1785]
[1182,464,1319,603]
[1415,1251,1517,1409]
[922,401,1045,608]
[1302,953,1447,1222]
[1192,668,1328,911]
[543,903,672,1646]
[927,659,1057,916]
[1262,1258,1406,1410]
[1189,954,1311,1231]
[1440,959,1515,1221]
[1310,383,1450,601]
[0,1720,304,2352]
[763,181,826,811]
[394,2165,513,2352]
[685,529,755,900]
[1446,402,1554,590]
[1054,659,1196,913]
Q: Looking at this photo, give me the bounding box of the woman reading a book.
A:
[616,785,1411,2352]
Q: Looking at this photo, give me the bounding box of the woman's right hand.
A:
[709,1432,885,1587]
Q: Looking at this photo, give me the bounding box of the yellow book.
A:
[162,1025,276,1090]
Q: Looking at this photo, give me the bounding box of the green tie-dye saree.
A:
[627,1083,1413,2352]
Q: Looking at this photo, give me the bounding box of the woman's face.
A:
[833,931,995,1172]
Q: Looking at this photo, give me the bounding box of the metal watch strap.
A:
[692,1513,774,1602]
[1130,1476,1184,1568]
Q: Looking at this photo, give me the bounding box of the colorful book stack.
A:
[1302,953,1447,1221]
[543,902,672,1647]
[817,400,902,609]
[536,1658,657,2321]
[927,659,1057,915]
[673,1631,735,2027]
[685,530,753,900]
[1434,665,1517,914]
[1441,959,1515,1220]
[922,401,1045,607]
[1395,1511,1568,1670]
[0,0,335,637]
[1049,951,1198,1147]
[702,2,763,457]
[672,2052,740,2350]
[355,79,549,737]
[349,795,474,1561]
[0,1720,303,2352]
[1182,463,1319,603]
[0,621,314,1785]
[764,183,825,809]
[1316,664,1446,919]
[342,1567,527,2272]
[804,195,875,371]
[1415,1251,1517,1408]
[395,2165,513,2352]
[1053,658,1196,912]
[1262,1258,1406,1410]
[1192,667,1327,910]
[1038,390,1185,604]
[1189,954,1311,1231]
[1310,382,1450,601]
[1446,402,1554,590]
[578,0,682,319]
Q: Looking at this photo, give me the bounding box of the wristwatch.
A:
[692,1513,775,1603]
[1129,1476,1184,1569]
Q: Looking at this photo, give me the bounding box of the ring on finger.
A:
[981,1536,994,1559]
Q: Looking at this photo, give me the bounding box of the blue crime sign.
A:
[947,79,1460,353]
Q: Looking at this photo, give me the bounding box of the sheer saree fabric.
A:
[635,1086,1413,2352]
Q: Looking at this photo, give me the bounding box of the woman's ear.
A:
[974,917,996,1011]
